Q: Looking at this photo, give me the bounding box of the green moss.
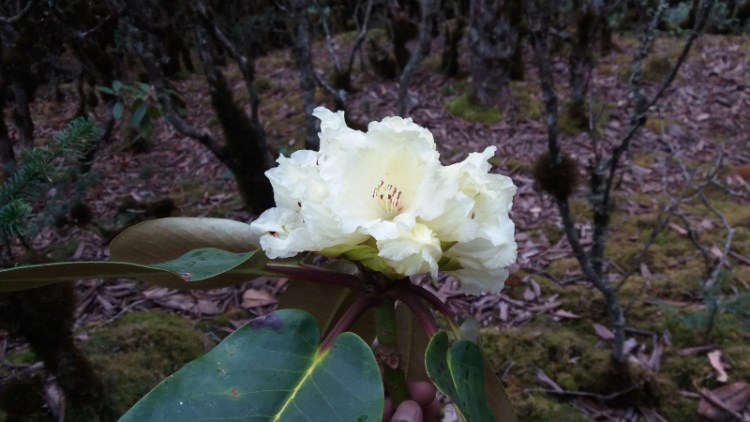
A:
[255,77,273,93]
[545,258,579,279]
[3,349,37,365]
[513,394,587,421]
[644,118,682,135]
[498,157,533,173]
[445,93,503,124]
[82,311,208,416]
[510,81,542,120]
[632,154,657,167]
[195,310,249,341]
[619,55,674,83]
[445,83,541,124]
[481,323,614,394]
[559,100,610,136]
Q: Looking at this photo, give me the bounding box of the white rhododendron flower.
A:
[250,107,517,294]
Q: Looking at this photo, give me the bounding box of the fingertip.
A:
[391,400,423,422]
[408,381,438,407]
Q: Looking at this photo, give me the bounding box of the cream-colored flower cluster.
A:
[250,107,517,294]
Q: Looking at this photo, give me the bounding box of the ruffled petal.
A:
[376,223,442,278]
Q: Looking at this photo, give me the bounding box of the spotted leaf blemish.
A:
[249,312,284,331]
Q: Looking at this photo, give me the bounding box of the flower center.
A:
[372,180,403,217]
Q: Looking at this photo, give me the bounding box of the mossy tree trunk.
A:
[468,0,520,107]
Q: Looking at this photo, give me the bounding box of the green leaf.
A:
[121,309,383,421]
[0,248,268,292]
[131,103,148,128]
[483,354,517,422]
[110,217,260,264]
[112,102,124,120]
[112,80,123,91]
[95,86,114,95]
[426,332,516,421]
[278,278,376,342]
[137,114,152,139]
[396,303,430,382]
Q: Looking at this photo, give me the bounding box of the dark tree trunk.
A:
[289,0,319,151]
[508,0,525,81]
[0,113,15,179]
[440,17,465,77]
[567,0,597,129]
[396,0,437,116]
[0,77,15,179]
[10,79,34,148]
[0,284,112,419]
[468,0,519,107]
[194,25,275,214]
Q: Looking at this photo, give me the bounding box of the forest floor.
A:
[2,31,750,421]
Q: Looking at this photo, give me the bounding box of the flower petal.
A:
[251,208,311,259]
[449,267,509,295]
[376,223,442,278]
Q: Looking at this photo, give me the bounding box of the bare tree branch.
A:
[288,0,319,149]
[193,0,261,123]
[0,0,34,25]
[396,0,437,116]
[123,17,228,163]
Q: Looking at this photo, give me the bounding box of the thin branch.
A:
[526,381,644,403]
[346,0,374,77]
[312,0,342,72]
[193,1,261,123]
[0,0,34,24]
[396,0,437,116]
[124,18,228,163]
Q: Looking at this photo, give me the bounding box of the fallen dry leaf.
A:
[554,310,581,319]
[241,289,277,309]
[593,323,615,341]
[708,350,729,383]
[697,382,750,420]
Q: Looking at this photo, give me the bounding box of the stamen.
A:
[372,180,403,216]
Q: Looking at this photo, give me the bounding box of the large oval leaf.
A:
[426,331,516,422]
[110,217,260,264]
[121,309,383,421]
[396,302,430,382]
[0,248,268,292]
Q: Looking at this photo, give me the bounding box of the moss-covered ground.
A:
[483,187,750,420]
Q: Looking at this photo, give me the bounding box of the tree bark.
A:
[567,0,597,129]
[468,0,518,107]
[289,0,319,150]
[396,0,437,116]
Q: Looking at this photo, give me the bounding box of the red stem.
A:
[266,263,365,291]
[387,290,438,338]
[319,294,381,352]
[390,283,459,334]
